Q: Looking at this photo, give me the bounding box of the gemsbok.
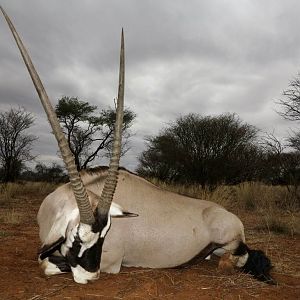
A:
[1,7,276,285]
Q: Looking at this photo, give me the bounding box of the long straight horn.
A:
[0,6,95,225]
[98,29,125,216]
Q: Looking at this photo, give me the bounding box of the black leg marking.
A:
[39,236,65,260]
[48,255,71,273]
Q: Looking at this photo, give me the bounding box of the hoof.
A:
[218,253,235,274]
[40,257,67,276]
[71,265,100,284]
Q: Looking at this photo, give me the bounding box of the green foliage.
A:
[21,163,67,183]
[55,96,135,170]
[137,113,260,187]
[56,97,97,121]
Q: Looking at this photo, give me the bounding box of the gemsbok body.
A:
[38,167,275,284]
[1,7,275,285]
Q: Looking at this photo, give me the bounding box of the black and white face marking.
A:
[63,203,137,283]
[38,202,138,283]
[64,213,111,284]
[38,212,111,283]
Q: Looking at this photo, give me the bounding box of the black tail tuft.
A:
[236,242,277,285]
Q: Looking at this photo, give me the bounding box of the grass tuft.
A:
[0,182,57,205]
[0,209,24,224]
[262,215,290,234]
[0,231,9,238]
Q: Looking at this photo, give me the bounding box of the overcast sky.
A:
[0,0,299,171]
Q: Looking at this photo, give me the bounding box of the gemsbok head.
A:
[0,6,135,283]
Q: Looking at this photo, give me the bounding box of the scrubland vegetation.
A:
[0,180,299,299]
[1,180,299,237]
[0,182,57,227]
[0,181,57,203]
[150,179,300,236]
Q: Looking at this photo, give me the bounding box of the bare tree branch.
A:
[0,107,37,182]
[55,96,135,170]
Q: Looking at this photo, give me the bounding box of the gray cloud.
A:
[0,0,299,171]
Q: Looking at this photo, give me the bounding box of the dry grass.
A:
[150,179,300,236]
[0,182,57,205]
[0,179,299,236]
[0,231,9,238]
[0,209,24,224]
[257,210,300,236]
[0,182,58,227]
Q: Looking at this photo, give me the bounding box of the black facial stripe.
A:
[63,211,111,273]
[77,237,104,272]
[65,211,109,272]
[66,236,104,273]
[95,213,109,232]
[48,255,71,273]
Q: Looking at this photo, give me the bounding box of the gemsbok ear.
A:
[109,203,139,218]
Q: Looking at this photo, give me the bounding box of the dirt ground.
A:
[0,195,299,300]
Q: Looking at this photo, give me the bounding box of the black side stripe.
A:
[174,242,224,269]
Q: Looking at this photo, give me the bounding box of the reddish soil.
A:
[0,195,299,300]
